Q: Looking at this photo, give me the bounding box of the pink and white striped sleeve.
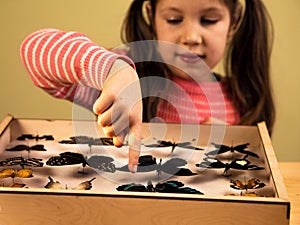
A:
[20,28,135,109]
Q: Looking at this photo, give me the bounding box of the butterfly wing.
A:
[39,135,54,141]
[246,178,266,189]
[229,158,250,170]
[30,144,47,151]
[177,142,203,151]
[196,157,225,168]
[0,169,15,178]
[145,140,173,148]
[87,156,116,173]
[116,183,147,192]
[6,144,29,151]
[16,134,34,140]
[239,150,259,158]
[117,155,157,172]
[96,137,114,146]
[46,152,86,166]
[211,142,231,154]
[4,157,24,166]
[161,158,197,176]
[233,143,249,151]
[21,158,44,167]
[155,180,203,194]
[15,168,33,178]
[230,179,246,190]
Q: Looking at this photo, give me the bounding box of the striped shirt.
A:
[156,77,240,124]
[20,29,240,124]
[20,28,134,109]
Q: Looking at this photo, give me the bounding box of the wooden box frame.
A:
[0,114,290,225]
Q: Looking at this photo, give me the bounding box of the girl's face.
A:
[153,0,234,80]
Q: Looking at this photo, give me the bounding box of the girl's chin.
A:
[167,66,214,82]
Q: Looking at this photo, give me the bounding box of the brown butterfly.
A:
[230,178,266,191]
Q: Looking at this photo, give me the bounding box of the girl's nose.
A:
[180,22,203,47]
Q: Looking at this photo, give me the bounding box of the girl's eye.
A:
[201,18,219,25]
[166,18,183,24]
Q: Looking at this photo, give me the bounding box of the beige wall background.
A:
[0,0,299,161]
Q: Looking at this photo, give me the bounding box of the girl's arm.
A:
[20,28,134,109]
[20,29,141,172]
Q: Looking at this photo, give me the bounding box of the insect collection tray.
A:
[0,115,290,225]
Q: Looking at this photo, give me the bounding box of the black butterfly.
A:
[46,152,116,173]
[117,155,197,176]
[207,142,259,158]
[145,138,203,153]
[117,180,203,194]
[0,156,43,167]
[230,178,266,191]
[17,134,54,141]
[6,144,47,152]
[59,136,114,146]
[46,152,87,166]
[195,155,264,176]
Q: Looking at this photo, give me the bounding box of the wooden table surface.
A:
[279,162,300,225]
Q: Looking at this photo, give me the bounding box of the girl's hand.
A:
[93,60,142,173]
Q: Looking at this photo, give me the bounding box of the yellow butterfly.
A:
[0,168,33,178]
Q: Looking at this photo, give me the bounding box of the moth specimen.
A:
[16,134,54,141]
[117,155,197,176]
[145,138,203,153]
[59,136,114,146]
[46,152,116,173]
[44,176,96,190]
[0,156,43,167]
[196,155,264,176]
[6,144,46,152]
[206,142,259,158]
[230,178,266,191]
[0,168,33,178]
[117,180,203,194]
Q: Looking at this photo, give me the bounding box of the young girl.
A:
[20,0,275,172]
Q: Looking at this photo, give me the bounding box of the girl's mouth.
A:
[176,53,204,64]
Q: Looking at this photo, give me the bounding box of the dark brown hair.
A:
[121,0,275,133]
[225,0,275,133]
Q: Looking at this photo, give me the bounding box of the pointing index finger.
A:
[127,127,141,173]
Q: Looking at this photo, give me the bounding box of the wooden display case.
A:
[0,114,290,225]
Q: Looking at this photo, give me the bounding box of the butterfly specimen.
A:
[16,134,54,141]
[195,155,264,176]
[0,157,43,167]
[0,168,33,178]
[44,176,96,190]
[6,144,46,152]
[46,152,116,173]
[145,138,203,153]
[117,180,203,194]
[59,136,114,146]
[206,142,259,158]
[230,178,266,191]
[46,152,88,174]
[117,155,197,176]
